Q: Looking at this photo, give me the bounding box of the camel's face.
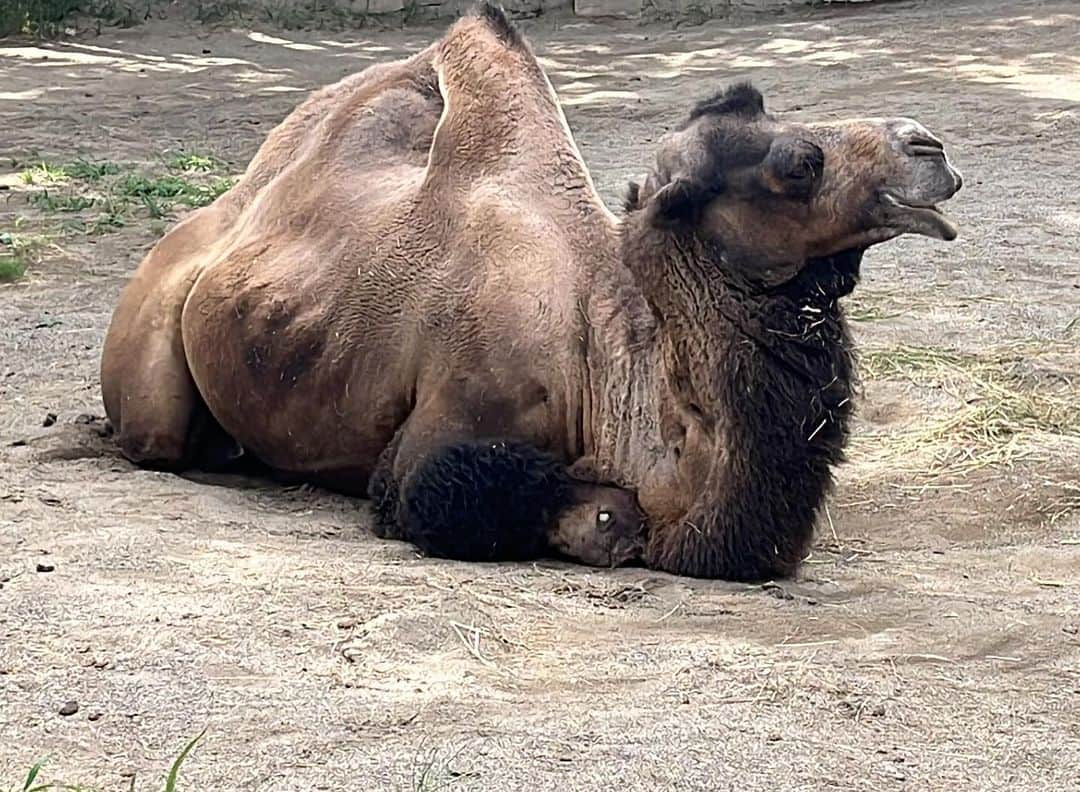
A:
[550,484,647,567]
[632,83,963,284]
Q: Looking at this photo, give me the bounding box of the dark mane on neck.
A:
[621,218,859,580]
[768,248,864,302]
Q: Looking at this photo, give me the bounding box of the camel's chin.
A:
[881,193,959,241]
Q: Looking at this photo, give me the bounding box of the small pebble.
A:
[59,701,79,717]
[88,712,103,722]
[36,563,55,573]
[42,413,57,427]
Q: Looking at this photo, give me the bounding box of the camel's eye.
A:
[597,511,614,529]
[787,161,813,181]
[765,137,824,197]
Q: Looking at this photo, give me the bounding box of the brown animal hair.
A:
[620,86,862,579]
[99,0,960,578]
[655,247,859,579]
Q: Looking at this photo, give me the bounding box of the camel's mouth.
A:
[880,192,959,241]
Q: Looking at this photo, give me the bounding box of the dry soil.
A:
[0,1,1078,789]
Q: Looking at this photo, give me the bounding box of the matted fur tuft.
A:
[688,82,766,122]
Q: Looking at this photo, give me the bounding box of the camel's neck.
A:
[589,216,860,580]
[578,240,667,486]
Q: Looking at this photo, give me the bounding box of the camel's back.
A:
[131,9,619,474]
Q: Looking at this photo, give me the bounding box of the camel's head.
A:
[550,483,647,567]
[627,83,963,285]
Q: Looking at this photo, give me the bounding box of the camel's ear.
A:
[645,176,722,228]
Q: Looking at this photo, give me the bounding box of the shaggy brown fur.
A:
[100,3,962,579]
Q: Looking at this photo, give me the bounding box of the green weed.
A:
[165,152,221,173]
[113,172,231,208]
[409,740,480,792]
[89,211,127,234]
[65,159,122,181]
[19,161,70,185]
[29,191,95,212]
[0,257,27,282]
[7,730,204,792]
[0,226,54,282]
[164,729,205,792]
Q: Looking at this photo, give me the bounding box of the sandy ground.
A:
[1,1,1078,789]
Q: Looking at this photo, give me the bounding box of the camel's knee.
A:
[117,428,189,470]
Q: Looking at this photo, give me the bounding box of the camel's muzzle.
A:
[878,119,964,240]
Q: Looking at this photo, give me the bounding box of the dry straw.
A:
[850,332,1079,480]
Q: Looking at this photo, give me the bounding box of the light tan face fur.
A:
[634,86,962,284]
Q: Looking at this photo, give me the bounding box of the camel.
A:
[100,4,963,580]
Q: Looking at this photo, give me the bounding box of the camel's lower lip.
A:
[881,192,959,241]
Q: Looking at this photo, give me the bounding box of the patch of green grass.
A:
[89,211,127,234]
[113,172,232,210]
[65,158,122,181]
[192,0,249,25]
[0,0,81,38]
[29,190,96,212]
[19,161,70,185]
[165,152,221,173]
[0,257,28,282]
[0,0,157,37]
[0,225,54,282]
[18,155,235,238]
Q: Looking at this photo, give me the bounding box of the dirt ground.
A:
[1,0,1078,789]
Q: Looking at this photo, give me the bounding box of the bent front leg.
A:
[369,430,647,567]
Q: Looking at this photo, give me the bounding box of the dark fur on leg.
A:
[398,440,573,562]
